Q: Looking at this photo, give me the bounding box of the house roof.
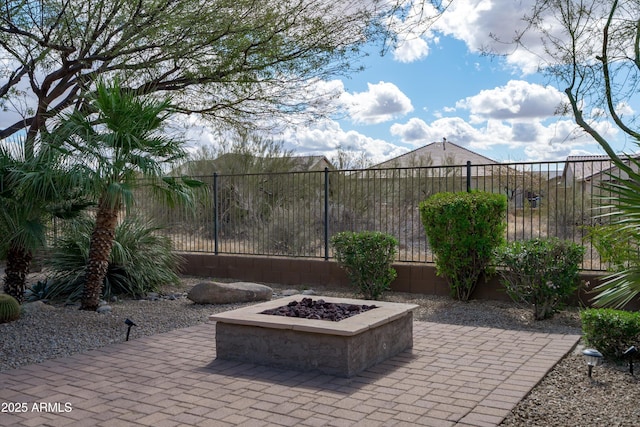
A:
[370,140,499,169]
[285,155,334,171]
[563,155,639,181]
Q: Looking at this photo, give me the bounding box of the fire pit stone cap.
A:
[209,296,418,336]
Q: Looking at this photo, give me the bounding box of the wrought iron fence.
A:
[133,158,628,271]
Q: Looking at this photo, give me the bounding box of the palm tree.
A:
[51,80,201,311]
[0,141,87,303]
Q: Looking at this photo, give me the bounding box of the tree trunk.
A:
[2,242,33,304]
[80,200,119,311]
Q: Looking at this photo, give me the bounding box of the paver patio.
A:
[0,321,580,426]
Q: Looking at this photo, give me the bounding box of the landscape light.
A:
[623,346,638,376]
[582,348,603,378]
[124,318,137,341]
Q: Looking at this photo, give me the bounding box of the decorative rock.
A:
[187,281,272,304]
[146,292,160,301]
[96,305,112,314]
[301,289,317,295]
[280,289,300,296]
[21,301,55,313]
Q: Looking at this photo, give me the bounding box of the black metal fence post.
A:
[324,167,329,260]
[213,172,219,255]
[466,161,472,192]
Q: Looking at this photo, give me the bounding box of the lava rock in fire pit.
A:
[260,297,377,321]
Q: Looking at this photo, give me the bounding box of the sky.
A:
[259,0,639,166]
[1,1,635,167]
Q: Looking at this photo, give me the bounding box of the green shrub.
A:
[584,224,637,271]
[45,216,182,301]
[0,293,20,323]
[581,308,640,360]
[495,238,585,320]
[331,231,398,300]
[419,191,507,301]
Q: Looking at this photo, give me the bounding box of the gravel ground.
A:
[1,274,639,426]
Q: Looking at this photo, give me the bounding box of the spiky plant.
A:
[45,216,182,301]
[0,294,20,323]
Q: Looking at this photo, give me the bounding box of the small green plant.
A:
[45,215,182,301]
[331,231,398,300]
[0,293,21,323]
[419,191,507,301]
[581,308,640,360]
[495,238,585,320]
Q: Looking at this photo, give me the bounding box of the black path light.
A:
[125,318,137,341]
[623,346,638,375]
[582,348,604,378]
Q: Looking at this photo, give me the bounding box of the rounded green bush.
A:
[0,293,21,323]
[581,308,640,360]
[331,231,398,300]
[419,191,507,301]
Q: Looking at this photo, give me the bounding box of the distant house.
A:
[370,140,543,208]
[562,155,640,193]
[287,155,334,172]
[370,139,500,173]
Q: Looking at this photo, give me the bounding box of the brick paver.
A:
[0,321,580,426]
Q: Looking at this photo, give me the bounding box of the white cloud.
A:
[341,81,414,124]
[393,37,430,63]
[390,116,506,148]
[432,0,547,74]
[389,114,616,162]
[281,119,408,164]
[386,1,441,62]
[615,102,635,117]
[456,80,565,121]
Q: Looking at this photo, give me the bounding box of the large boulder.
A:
[187,281,273,304]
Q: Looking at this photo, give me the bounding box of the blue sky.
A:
[0,1,634,166]
[266,0,637,165]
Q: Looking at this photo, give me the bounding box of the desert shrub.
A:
[584,224,637,271]
[547,186,591,239]
[331,231,398,300]
[261,206,319,256]
[581,308,640,360]
[45,216,181,301]
[495,237,585,320]
[419,191,507,301]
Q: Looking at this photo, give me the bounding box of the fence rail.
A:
[136,159,627,271]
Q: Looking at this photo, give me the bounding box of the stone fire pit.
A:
[209,296,418,377]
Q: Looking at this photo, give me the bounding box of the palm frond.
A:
[592,269,640,309]
[591,145,640,307]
